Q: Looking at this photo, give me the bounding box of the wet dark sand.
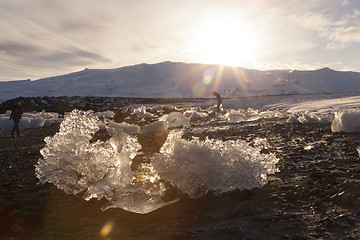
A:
[1,119,360,240]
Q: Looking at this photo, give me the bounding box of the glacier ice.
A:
[35,110,172,214]
[152,130,279,198]
[36,108,280,214]
[331,109,360,132]
[132,106,154,118]
[287,112,332,124]
[159,112,190,128]
[141,112,190,133]
[183,110,208,122]
[0,117,13,133]
[0,110,63,133]
[141,121,169,134]
[93,110,115,119]
[106,120,140,135]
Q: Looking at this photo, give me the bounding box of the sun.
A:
[187,17,262,67]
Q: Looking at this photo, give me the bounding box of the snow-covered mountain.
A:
[1,61,360,103]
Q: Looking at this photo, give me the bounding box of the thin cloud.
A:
[0,42,40,56]
[291,7,360,50]
[0,40,111,72]
[342,0,350,6]
[1,0,360,80]
[290,13,332,32]
[326,42,347,50]
[42,50,111,67]
[329,27,360,43]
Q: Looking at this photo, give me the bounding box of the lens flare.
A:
[202,68,214,85]
[100,220,114,238]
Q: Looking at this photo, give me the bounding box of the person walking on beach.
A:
[10,101,23,137]
[58,100,65,118]
[212,91,222,112]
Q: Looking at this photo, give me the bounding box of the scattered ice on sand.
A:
[36,109,279,214]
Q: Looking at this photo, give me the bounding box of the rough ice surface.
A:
[132,106,154,118]
[93,110,115,119]
[0,118,13,132]
[106,120,140,135]
[286,114,299,123]
[36,108,280,214]
[331,109,360,132]
[141,121,169,133]
[36,110,173,214]
[287,112,332,124]
[152,130,279,198]
[0,110,63,133]
[226,109,259,123]
[183,110,208,122]
[159,112,190,128]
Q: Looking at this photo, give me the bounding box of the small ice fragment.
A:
[141,121,169,133]
[161,112,190,128]
[106,120,140,135]
[304,145,313,150]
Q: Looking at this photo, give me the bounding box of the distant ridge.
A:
[1,61,360,103]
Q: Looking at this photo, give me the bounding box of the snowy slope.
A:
[1,62,360,103]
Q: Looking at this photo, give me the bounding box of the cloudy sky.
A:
[1,0,360,81]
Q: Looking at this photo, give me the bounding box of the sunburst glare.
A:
[187,16,262,67]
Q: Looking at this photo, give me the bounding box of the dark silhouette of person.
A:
[58,100,65,118]
[212,91,222,112]
[10,102,23,137]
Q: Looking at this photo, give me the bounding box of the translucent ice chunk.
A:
[0,117,13,132]
[153,130,279,198]
[133,106,154,118]
[141,121,169,133]
[226,110,246,123]
[0,115,46,132]
[36,109,279,214]
[226,109,260,123]
[286,114,299,123]
[93,110,115,119]
[36,110,173,214]
[159,112,190,128]
[106,120,140,135]
[288,112,332,124]
[332,109,360,132]
[183,110,208,122]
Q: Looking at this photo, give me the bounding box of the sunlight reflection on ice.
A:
[36,108,279,214]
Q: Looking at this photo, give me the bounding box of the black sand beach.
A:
[1,117,360,239]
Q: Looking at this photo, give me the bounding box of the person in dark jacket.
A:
[10,102,23,137]
[212,91,222,112]
[58,101,65,118]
